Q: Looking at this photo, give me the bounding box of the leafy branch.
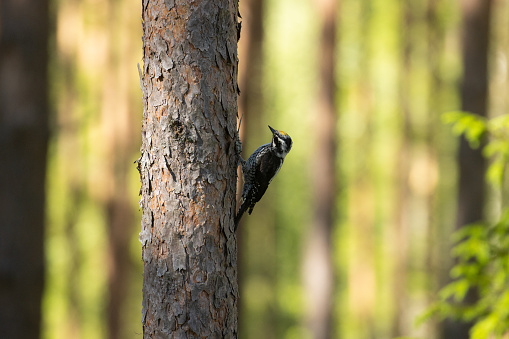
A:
[419,112,509,339]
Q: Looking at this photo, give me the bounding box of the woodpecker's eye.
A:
[285,138,292,150]
[273,136,280,148]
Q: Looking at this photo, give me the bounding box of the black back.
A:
[249,149,282,207]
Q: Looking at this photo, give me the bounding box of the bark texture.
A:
[0,0,49,338]
[138,0,239,337]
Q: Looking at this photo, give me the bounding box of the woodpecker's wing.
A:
[251,150,283,204]
[234,201,248,230]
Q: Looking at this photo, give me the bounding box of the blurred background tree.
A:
[2,0,509,338]
[0,0,49,338]
[442,0,492,338]
[43,0,142,338]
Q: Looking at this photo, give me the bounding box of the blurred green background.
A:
[3,0,509,338]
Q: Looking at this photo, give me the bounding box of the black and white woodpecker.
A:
[235,125,293,230]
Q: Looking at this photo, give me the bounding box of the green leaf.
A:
[470,314,498,339]
[488,114,509,135]
[486,159,505,187]
[452,224,485,244]
[415,303,440,326]
[439,279,470,302]
[442,111,487,148]
[483,140,509,158]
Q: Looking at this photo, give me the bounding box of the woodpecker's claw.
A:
[236,134,245,167]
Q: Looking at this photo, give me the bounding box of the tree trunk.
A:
[456,0,491,225]
[303,0,337,337]
[138,0,240,337]
[425,1,445,337]
[107,196,134,339]
[441,0,492,337]
[0,0,49,338]
[392,2,413,336]
[236,0,266,335]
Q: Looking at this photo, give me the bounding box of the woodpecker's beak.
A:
[268,125,276,134]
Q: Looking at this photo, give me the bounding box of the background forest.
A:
[1,0,508,338]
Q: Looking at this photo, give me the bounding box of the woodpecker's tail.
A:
[234,201,248,231]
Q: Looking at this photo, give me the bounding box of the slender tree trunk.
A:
[349,0,376,334]
[107,195,134,339]
[138,0,240,337]
[303,0,337,337]
[456,0,491,225]
[425,1,445,337]
[0,0,49,338]
[392,2,413,336]
[103,5,141,336]
[238,0,264,124]
[237,0,266,335]
[441,0,492,337]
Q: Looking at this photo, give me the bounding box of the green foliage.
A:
[420,112,509,338]
[484,115,509,187]
[442,111,509,187]
[442,111,487,149]
[420,216,509,338]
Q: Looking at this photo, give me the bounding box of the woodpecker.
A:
[235,125,293,230]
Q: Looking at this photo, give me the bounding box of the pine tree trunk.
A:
[138,0,240,337]
[0,0,49,338]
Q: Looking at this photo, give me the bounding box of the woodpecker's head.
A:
[269,125,293,158]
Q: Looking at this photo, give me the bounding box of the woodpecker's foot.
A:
[236,134,245,167]
[235,133,242,154]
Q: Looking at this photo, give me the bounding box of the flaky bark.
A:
[0,0,49,337]
[138,0,239,337]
